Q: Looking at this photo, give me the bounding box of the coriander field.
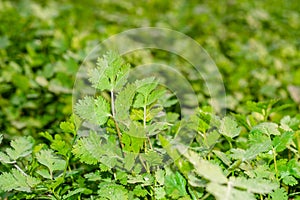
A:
[0,0,299,199]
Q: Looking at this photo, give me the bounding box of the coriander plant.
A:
[0,52,299,200]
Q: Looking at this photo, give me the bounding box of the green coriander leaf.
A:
[213,150,231,166]
[60,121,75,134]
[0,169,40,192]
[206,130,221,147]
[127,174,145,184]
[122,133,145,153]
[147,88,166,106]
[133,77,162,108]
[102,51,124,80]
[114,63,130,91]
[243,140,272,161]
[159,135,192,174]
[147,106,163,121]
[115,83,136,122]
[154,187,166,199]
[121,134,143,154]
[36,169,51,179]
[39,131,53,142]
[63,188,92,199]
[165,171,188,199]
[230,148,246,160]
[84,171,102,181]
[123,152,136,171]
[219,116,241,139]
[98,182,128,200]
[116,171,128,185]
[130,108,144,121]
[100,163,110,172]
[88,67,110,91]
[287,159,300,178]
[141,173,154,186]
[133,93,145,108]
[185,150,227,184]
[243,132,272,161]
[75,96,110,126]
[135,77,157,96]
[282,175,298,186]
[72,131,104,164]
[50,134,70,156]
[194,159,227,184]
[251,164,275,179]
[159,93,178,108]
[146,122,169,136]
[0,152,11,164]
[272,131,294,152]
[5,137,34,161]
[251,122,280,136]
[140,150,162,166]
[207,182,256,200]
[270,188,288,200]
[133,185,148,197]
[36,149,66,175]
[91,52,130,91]
[280,116,300,131]
[230,177,278,194]
[155,169,165,185]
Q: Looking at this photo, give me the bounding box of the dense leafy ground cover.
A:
[0,0,299,199]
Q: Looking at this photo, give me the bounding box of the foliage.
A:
[0,0,300,199]
[1,53,299,199]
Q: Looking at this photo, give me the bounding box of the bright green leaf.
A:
[219,116,241,139]
[5,137,34,161]
[270,188,288,200]
[75,96,110,126]
[207,182,256,200]
[251,122,280,136]
[36,149,66,175]
[0,169,40,192]
[165,171,188,199]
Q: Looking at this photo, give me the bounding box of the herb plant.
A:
[0,52,299,200]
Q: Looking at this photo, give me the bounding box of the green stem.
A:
[143,105,153,150]
[272,146,279,181]
[111,90,124,151]
[51,188,60,200]
[111,90,116,118]
[139,154,150,173]
[14,164,28,176]
[62,131,77,179]
[228,139,233,149]
[200,193,211,200]
[143,105,146,128]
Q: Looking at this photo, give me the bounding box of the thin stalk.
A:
[228,139,233,149]
[111,90,116,117]
[111,90,124,150]
[14,164,28,176]
[143,105,146,128]
[289,191,300,196]
[200,193,211,200]
[143,105,153,150]
[225,181,232,200]
[272,146,279,181]
[139,154,150,173]
[62,130,77,179]
[51,188,60,200]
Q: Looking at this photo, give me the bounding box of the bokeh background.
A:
[0,0,299,140]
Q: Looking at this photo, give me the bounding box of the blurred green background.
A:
[0,0,299,139]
